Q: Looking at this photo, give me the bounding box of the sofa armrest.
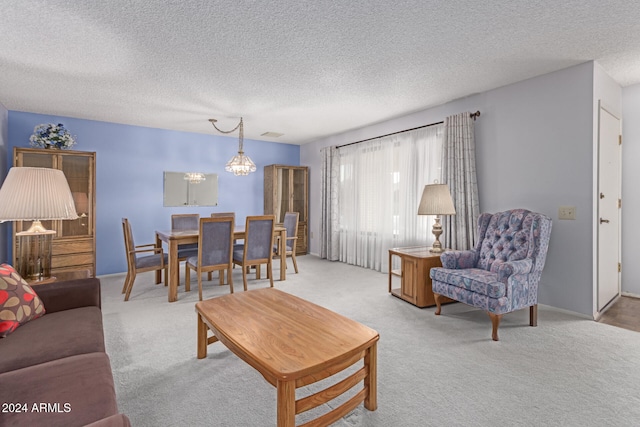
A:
[84,413,132,427]
[33,278,101,313]
[440,250,478,269]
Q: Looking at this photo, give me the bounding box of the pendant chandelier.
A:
[209,117,257,176]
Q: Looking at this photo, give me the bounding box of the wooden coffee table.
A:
[195,288,379,427]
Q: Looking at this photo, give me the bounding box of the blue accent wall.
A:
[7,112,300,275]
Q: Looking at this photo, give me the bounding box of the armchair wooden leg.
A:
[291,253,298,273]
[433,293,443,315]
[488,312,502,341]
[530,305,538,327]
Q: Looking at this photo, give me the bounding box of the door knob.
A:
[600,218,610,224]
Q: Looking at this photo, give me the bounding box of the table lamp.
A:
[417,183,456,253]
[0,167,78,281]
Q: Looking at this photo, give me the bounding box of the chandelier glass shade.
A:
[209,117,257,176]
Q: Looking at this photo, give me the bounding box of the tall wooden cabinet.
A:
[13,147,96,277]
[264,165,308,255]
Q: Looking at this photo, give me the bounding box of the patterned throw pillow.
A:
[0,263,46,338]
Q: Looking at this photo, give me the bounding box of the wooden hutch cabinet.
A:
[13,147,96,277]
[264,165,308,255]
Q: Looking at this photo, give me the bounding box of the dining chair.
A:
[273,211,300,274]
[233,215,275,291]
[209,212,237,281]
[121,218,168,301]
[185,217,235,300]
[171,213,199,274]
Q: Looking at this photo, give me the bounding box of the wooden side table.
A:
[388,246,453,308]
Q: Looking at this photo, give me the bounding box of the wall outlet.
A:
[558,206,576,220]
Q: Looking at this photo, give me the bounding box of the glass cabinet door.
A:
[292,168,307,223]
[59,155,92,238]
[276,167,290,223]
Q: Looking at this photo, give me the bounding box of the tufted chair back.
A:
[475,209,552,280]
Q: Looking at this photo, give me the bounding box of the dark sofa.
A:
[0,278,130,427]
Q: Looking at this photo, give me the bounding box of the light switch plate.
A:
[558,206,576,220]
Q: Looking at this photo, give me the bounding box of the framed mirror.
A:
[163,172,218,206]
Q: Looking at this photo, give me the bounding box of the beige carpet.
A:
[100,255,640,426]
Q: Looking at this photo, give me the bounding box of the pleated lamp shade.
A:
[417,184,456,215]
[0,167,78,225]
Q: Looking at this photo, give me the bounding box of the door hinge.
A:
[619,135,622,145]
[619,199,622,208]
[618,262,622,273]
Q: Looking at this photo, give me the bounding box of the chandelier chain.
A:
[209,117,244,152]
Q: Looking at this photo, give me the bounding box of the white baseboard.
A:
[621,291,640,299]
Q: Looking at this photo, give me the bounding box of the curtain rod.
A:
[336,110,480,149]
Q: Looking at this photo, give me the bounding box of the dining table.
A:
[155,226,287,302]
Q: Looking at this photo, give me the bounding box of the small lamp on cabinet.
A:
[417,182,456,253]
[0,167,78,281]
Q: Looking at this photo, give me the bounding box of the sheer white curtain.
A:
[337,125,443,273]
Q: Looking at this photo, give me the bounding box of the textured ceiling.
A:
[2,1,640,144]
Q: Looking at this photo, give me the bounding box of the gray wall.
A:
[622,83,640,297]
[302,61,615,317]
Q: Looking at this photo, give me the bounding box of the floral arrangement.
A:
[29,123,76,149]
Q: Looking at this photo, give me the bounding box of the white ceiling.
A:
[2,1,640,145]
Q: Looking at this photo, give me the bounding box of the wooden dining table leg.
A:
[168,239,179,302]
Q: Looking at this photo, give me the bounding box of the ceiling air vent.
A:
[261,131,284,138]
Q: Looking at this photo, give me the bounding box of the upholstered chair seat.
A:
[135,253,168,270]
[429,209,552,341]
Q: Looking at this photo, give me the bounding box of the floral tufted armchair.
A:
[429,209,552,341]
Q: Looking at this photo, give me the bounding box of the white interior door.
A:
[597,103,621,312]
